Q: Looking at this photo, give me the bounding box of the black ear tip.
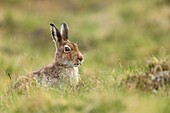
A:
[50,22,55,27]
[61,21,67,26]
[61,21,66,24]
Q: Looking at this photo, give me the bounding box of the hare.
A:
[13,22,83,92]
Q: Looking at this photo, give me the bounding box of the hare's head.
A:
[50,22,83,67]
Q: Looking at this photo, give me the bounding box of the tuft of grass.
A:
[120,56,170,93]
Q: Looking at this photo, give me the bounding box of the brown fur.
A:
[13,22,83,93]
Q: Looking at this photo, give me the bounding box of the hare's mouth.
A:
[73,63,81,67]
[63,60,81,67]
[73,61,82,67]
[63,60,83,67]
[73,64,79,67]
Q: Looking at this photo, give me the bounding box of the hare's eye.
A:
[64,45,71,52]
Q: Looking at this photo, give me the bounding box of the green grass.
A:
[0,0,170,113]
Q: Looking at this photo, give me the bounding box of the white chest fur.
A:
[33,66,80,87]
[69,67,79,85]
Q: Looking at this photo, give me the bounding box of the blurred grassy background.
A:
[0,0,170,113]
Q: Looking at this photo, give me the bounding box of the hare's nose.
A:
[78,56,83,62]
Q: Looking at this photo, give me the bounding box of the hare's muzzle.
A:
[76,53,83,66]
[78,56,83,62]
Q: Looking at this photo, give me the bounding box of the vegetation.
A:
[0,0,170,113]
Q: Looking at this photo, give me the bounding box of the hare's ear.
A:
[50,23,62,47]
[60,22,69,41]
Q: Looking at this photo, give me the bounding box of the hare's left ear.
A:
[60,22,69,41]
[50,23,62,47]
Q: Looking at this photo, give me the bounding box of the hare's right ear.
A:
[60,22,69,41]
[50,23,62,47]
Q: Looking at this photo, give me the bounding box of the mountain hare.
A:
[14,22,84,92]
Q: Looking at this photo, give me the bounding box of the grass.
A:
[0,0,170,113]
